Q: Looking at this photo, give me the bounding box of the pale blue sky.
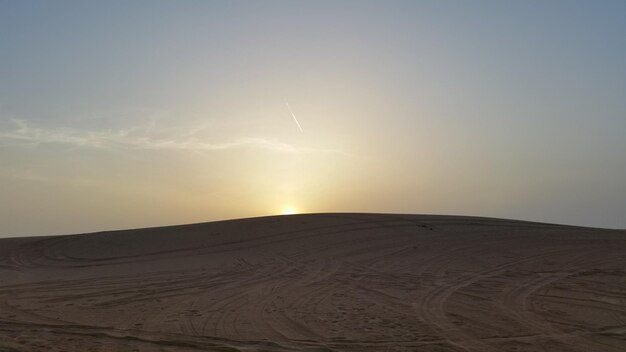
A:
[1,1,625,236]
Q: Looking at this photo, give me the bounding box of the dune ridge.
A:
[1,213,625,351]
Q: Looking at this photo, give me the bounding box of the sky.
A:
[1,0,625,237]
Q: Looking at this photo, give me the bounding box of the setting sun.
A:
[281,207,298,215]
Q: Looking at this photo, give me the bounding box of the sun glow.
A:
[281,207,298,215]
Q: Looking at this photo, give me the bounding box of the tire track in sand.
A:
[417,248,574,352]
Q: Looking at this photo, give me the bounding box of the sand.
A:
[0,213,625,351]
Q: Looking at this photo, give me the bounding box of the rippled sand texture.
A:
[1,213,625,351]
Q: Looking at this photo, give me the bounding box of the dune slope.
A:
[1,213,625,351]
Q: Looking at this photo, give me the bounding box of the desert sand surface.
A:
[1,213,625,352]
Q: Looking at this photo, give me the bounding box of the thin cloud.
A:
[0,119,348,156]
[1,168,45,182]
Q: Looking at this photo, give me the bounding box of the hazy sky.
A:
[1,0,625,236]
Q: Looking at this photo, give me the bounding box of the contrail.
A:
[284,98,303,133]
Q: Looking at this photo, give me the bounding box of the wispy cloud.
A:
[0,119,348,156]
[1,167,45,182]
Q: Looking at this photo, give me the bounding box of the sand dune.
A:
[1,213,625,351]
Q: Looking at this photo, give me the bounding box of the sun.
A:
[281,206,298,215]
